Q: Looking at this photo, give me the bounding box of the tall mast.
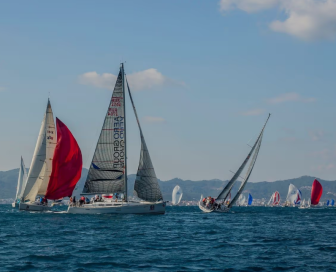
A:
[121,63,128,201]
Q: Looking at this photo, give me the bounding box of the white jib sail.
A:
[268,193,274,206]
[286,184,298,205]
[172,185,183,205]
[15,157,28,200]
[22,100,56,201]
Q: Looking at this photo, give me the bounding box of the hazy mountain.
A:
[1,168,336,201]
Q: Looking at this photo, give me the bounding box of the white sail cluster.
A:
[14,157,28,202]
[286,184,302,205]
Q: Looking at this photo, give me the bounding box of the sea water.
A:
[0,205,336,271]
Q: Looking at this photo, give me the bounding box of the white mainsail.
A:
[22,99,56,202]
[267,193,274,206]
[238,194,246,206]
[172,185,183,205]
[15,157,28,201]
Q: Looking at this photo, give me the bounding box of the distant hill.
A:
[1,168,336,201]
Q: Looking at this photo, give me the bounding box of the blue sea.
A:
[0,205,336,271]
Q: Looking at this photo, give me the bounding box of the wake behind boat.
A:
[199,114,270,213]
[68,63,165,214]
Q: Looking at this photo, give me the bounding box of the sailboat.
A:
[19,99,57,211]
[326,200,330,207]
[237,194,246,206]
[311,179,323,207]
[247,193,253,206]
[285,184,301,207]
[267,191,280,207]
[68,64,165,214]
[12,157,28,208]
[298,198,306,209]
[198,114,270,213]
[172,185,183,205]
[331,199,335,207]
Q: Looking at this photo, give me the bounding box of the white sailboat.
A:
[285,184,301,207]
[298,198,306,209]
[68,64,165,214]
[12,157,28,208]
[172,185,183,205]
[237,194,246,206]
[19,99,56,211]
[199,114,270,213]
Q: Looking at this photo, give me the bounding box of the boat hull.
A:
[12,202,19,208]
[67,201,166,214]
[19,202,51,211]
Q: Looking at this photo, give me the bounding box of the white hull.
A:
[198,201,230,213]
[19,202,51,211]
[67,201,166,214]
[12,202,19,208]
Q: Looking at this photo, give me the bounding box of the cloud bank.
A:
[267,92,316,104]
[219,0,336,41]
[79,68,182,91]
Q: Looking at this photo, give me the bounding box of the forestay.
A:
[83,69,126,195]
[126,77,163,202]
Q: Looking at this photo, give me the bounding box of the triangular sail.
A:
[217,114,270,201]
[248,193,253,205]
[83,68,126,195]
[273,191,280,205]
[126,77,163,202]
[22,100,56,201]
[45,118,82,200]
[286,184,299,205]
[15,157,28,200]
[331,199,335,206]
[229,130,264,208]
[267,193,274,206]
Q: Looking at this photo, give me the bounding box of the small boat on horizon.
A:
[12,157,28,208]
[172,185,183,206]
[267,191,280,207]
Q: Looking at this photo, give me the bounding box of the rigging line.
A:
[229,170,245,180]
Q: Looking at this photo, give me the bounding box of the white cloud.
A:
[219,0,336,40]
[241,108,265,116]
[143,116,166,124]
[309,130,325,141]
[267,92,316,104]
[79,68,182,91]
[219,0,279,13]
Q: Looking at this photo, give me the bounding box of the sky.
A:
[1,0,336,182]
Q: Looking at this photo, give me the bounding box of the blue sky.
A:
[1,0,336,182]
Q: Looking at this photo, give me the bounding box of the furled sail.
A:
[15,157,28,201]
[217,114,270,201]
[22,99,56,201]
[248,193,253,205]
[311,179,323,205]
[126,77,163,202]
[45,118,82,200]
[83,68,126,194]
[172,185,183,205]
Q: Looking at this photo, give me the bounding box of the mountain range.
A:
[1,168,336,202]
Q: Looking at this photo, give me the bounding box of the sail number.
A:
[113,116,125,169]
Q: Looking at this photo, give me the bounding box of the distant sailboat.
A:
[68,64,165,214]
[172,185,183,205]
[19,99,57,211]
[326,200,330,206]
[237,194,246,206]
[285,184,301,207]
[12,157,28,208]
[199,114,270,213]
[311,179,323,207]
[267,191,280,206]
[247,193,253,206]
[331,199,335,207]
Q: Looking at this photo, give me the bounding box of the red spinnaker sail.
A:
[311,179,323,205]
[45,118,82,200]
[273,191,280,205]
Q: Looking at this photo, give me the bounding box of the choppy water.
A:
[1,205,336,271]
